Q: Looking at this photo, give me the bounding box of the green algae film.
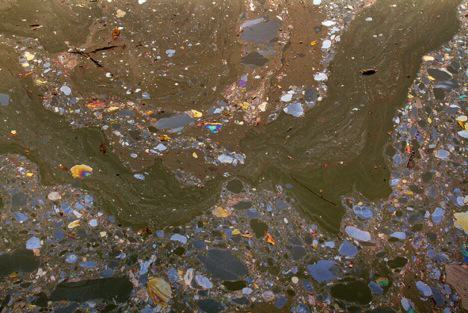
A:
[0,43,219,229]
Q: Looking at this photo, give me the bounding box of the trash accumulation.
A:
[0,0,369,181]
[0,0,467,312]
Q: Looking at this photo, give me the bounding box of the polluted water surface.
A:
[0,0,467,312]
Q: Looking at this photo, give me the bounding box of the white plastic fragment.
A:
[321,20,336,27]
[47,191,61,201]
[166,49,176,57]
[155,143,167,152]
[322,39,332,49]
[134,173,145,180]
[314,72,328,81]
[280,92,293,102]
[457,130,468,139]
[60,85,72,96]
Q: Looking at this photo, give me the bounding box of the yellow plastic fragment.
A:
[212,206,231,218]
[106,106,120,112]
[159,134,171,142]
[239,102,250,110]
[456,115,467,129]
[24,51,35,61]
[68,220,81,229]
[34,79,47,85]
[70,164,93,179]
[190,109,203,118]
[454,212,468,234]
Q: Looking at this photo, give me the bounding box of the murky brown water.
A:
[0,0,461,233]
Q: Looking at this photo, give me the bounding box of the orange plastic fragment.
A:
[112,27,121,40]
[265,233,276,245]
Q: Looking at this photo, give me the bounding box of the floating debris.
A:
[322,39,332,49]
[205,122,223,134]
[240,19,280,43]
[241,51,268,66]
[199,249,248,281]
[60,85,72,96]
[352,205,373,219]
[454,211,468,234]
[154,113,194,132]
[446,264,468,310]
[47,191,61,201]
[133,173,145,180]
[212,206,231,218]
[345,226,372,242]
[0,93,10,106]
[195,274,213,289]
[416,280,432,297]
[313,72,328,81]
[283,102,304,117]
[280,92,294,102]
[170,234,188,245]
[361,68,377,76]
[321,20,336,27]
[339,240,358,257]
[0,0,466,312]
[307,260,339,283]
[147,277,172,305]
[25,236,41,250]
[165,49,176,58]
[70,164,93,179]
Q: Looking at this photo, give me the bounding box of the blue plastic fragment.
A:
[353,205,373,219]
[274,295,287,309]
[65,254,78,264]
[79,261,97,268]
[170,233,188,244]
[14,212,28,223]
[26,236,41,250]
[307,260,339,283]
[432,207,445,224]
[339,240,358,257]
[368,281,384,295]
